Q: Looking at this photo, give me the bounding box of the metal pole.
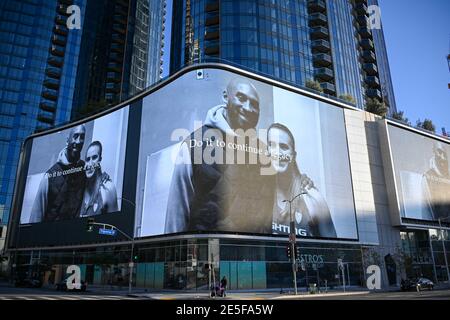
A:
[284,193,305,296]
[439,219,450,283]
[346,263,350,287]
[129,237,135,295]
[342,267,346,292]
[289,200,298,295]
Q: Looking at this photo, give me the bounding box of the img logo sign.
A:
[366,265,381,290]
[66,265,81,290]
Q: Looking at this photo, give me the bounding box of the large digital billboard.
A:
[19,107,129,225]
[135,68,358,240]
[387,124,450,221]
[11,66,359,248]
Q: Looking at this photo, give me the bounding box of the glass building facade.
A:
[0,0,85,227]
[368,0,397,111]
[12,238,365,291]
[0,0,165,228]
[71,0,167,120]
[170,0,397,112]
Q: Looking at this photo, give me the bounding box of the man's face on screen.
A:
[226,81,260,131]
[67,125,85,162]
[435,145,449,175]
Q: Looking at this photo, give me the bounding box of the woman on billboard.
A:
[267,123,337,238]
[79,141,118,217]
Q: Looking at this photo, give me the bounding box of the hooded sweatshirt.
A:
[164,105,275,234]
[29,148,85,223]
[422,156,450,220]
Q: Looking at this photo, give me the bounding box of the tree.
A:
[365,98,388,117]
[339,94,356,105]
[305,79,324,93]
[391,110,410,125]
[416,118,436,133]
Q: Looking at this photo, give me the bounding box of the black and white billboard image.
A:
[19,107,129,224]
[387,124,450,221]
[135,69,358,240]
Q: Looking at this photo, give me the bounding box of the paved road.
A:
[0,284,146,300]
[0,283,449,300]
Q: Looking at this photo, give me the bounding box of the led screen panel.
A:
[135,69,358,240]
[388,124,450,221]
[19,107,129,225]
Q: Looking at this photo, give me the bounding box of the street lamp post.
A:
[438,217,450,283]
[88,197,137,295]
[283,192,307,295]
[89,221,135,295]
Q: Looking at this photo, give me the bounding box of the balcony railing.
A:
[50,44,65,57]
[39,101,57,113]
[358,27,372,39]
[308,0,326,13]
[314,67,334,81]
[310,26,329,40]
[45,67,61,79]
[362,50,376,63]
[42,89,58,101]
[320,82,336,94]
[54,25,68,36]
[367,88,382,99]
[360,39,374,50]
[363,63,378,76]
[354,3,368,16]
[309,13,328,27]
[313,53,332,67]
[365,76,380,88]
[311,39,331,53]
[43,78,60,90]
[52,34,67,46]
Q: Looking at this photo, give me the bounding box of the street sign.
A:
[99,228,117,236]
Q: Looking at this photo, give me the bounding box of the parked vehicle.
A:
[401,278,434,292]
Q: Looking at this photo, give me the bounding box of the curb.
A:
[272,291,370,299]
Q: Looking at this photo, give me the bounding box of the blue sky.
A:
[378,0,450,134]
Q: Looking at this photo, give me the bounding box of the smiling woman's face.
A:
[85,145,101,178]
[268,127,295,174]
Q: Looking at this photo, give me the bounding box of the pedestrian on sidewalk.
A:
[220,276,228,297]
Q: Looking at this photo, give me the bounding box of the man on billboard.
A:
[79,141,118,217]
[29,125,86,223]
[267,123,337,238]
[422,142,450,220]
[164,78,275,234]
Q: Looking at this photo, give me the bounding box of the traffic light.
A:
[286,244,292,261]
[86,218,95,232]
[133,255,139,262]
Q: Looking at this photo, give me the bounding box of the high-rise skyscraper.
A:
[0,0,165,228]
[71,0,167,119]
[0,0,85,227]
[170,0,397,113]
